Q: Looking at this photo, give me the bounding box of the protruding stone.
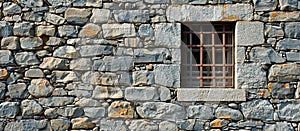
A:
[268,83,295,99]
[113,10,150,23]
[102,24,136,38]
[53,46,79,59]
[249,47,285,64]
[125,87,159,101]
[253,0,278,11]
[84,107,105,118]
[78,23,102,38]
[0,50,14,65]
[100,119,127,131]
[155,23,181,48]
[50,119,71,131]
[236,63,267,88]
[265,23,284,38]
[15,52,40,65]
[46,37,65,46]
[52,71,78,83]
[40,57,68,70]
[0,68,9,80]
[65,8,91,25]
[128,120,158,131]
[136,102,185,121]
[56,107,83,118]
[73,0,102,7]
[90,9,111,24]
[75,98,101,107]
[58,25,79,37]
[38,97,74,107]
[13,22,34,36]
[241,99,274,121]
[36,25,56,36]
[3,2,22,16]
[154,64,180,87]
[1,36,20,50]
[70,58,92,70]
[134,48,171,63]
[159,121,178,131]
[22,12,43,22]
[268,63,300,82]
[0,21,12,37]
[77,45,113,57]
[0,102,19,118]
[138,24,154,38]
[215,107,243,121]
[17,0,43,7]
[187,105,214,119]
[210,119,230,128]
[92,86,123,99]
[108,101,137,118]
[236,21,264,46]
[21,100,43,116]
[28,79,54,98]
[20,37,43,50]
[277,38,300,50]
[7,83,29,99]
[278,100,300,121]
[71,117,95,129]
[286,52,300,61]
[133,70,154,86]
[25,68,44,78]
[284,22,300,39]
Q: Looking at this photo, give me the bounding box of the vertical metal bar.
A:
[231,29,235,87]
[189,33,193,86]
[200,25,203,87]
[222,25,226,87]
[211,25,216,87]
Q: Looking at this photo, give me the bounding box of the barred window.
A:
[181,23,235,88]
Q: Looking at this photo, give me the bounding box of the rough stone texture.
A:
[125,87,159,101]
[7,83,29,99]
[176,119,203,130]
[28,79,54,98]
[46,37,65,46]
[44,13,65,25]
[0,50,14,65]
[134,48,171,63]
[253,0,278,11]
[102,24,136,38]
[136,102,185,121]
[0,68,9,80]
[21,100,43,116]
[284,22,300,39]
[268,63,300,82]
[20,37,43,50]
[236,21,264,46]
[40,57,69,70]
[265,23,284,38]
[167,4,253,22]
[53,46,79,59]
[0,21,12,37]
[5,120,48,131]
[84,107,105,118]
[241,99,274,121]
[73,0,102,7]
[256,11,300,22]
[277,38,300,50]
[90,9,111,24]
[25,68,44,78]
[78,23,102,38]
[38,97,74,107]
[249,47,285,64]
[22,12,43,22]
[13,22,34,36]
[1,36,20,50]
[155,23,181,48]
[3,2,22,16]
[92,86,123,99]
[268,83,295,99]
[133,70,154,86]
[154,64,180,87]
[277,100,300,121]
[18,0,43,7]
[58,25,79,37]
[159,121,178,131]
[108,101,136,118]
[177,88,246,101]
[52,71,78,83]
[264,122,294,131]
[65,8,91,25]
[70,58,92,70]
[113,10,150,23]
[0,102,19,118]
[128,120,159,131]
[236,63,267,89]
[215,107,243,121]
[50,119,71,131]
[77,45,113,57]
[286,52,300,61]
[71,117,96,129]
[187,105,214,119]
[0,83,6,99]
[36,25,56,37]
[15,52,40,65]
[279,0,298,11]
[100,119,127,131]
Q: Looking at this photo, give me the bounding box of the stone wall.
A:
[0,0,300,130]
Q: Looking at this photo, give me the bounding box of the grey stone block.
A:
[92,86,123,99]
[159,121,178,131]
[73,0,102,7]
[264,122,294,131]
[52,71,78,83]
[102,24,136,38]
[268,63,300,82]
[28,79,54,98]
[65,8,91,25]
[133,70,154,86]
[45,37,65,46]
[187,105,214,119]
[5,119,48,131]
[39,57,69,70]
[236,21,264,46]
[49,119,71,131]
[0,21,12,37]
[22,12,43,22]
[38,97,74,107]
[25,68,44,78]
[176,119,203,130]
[241,99,274,121]
[20,37,43,50]
[277,38,300,50]
[278,100,300,121]
[90,9,111,24]
[125,87,159,101]
[58,25,79,37]
[36,25,56,36]
[236,63,267,89]
[77,45,113,57]
[155,23,181,48]
[215,107,243,121]
[17,0,43,7]
[13,22,34,36]
[268,82,295,99]
[3,2,22,16]
[15,52,40,65]
[138,24,154,38]
[46,0,73,6]
[167,4,253,22]
[134,48,171,63]
[0,102,19,118]
[128,120,158,131]
[279,0,298,11]
[253,0,277,11]
[70,58,92,70]
[177,88,246,101]
[0,50,14,65]
[53,46,79,59]
[0,36,19,50]
[285,22,300,39]
[21,100,43,116]
[154,64,180,87]
[249,47,285,64]
[113,10,150,23]
[78,23,102,38]
[44,13,65,25]
[100,119,127,131]
[83,107,105,118]
[7,83,29,99]
[286,52,300,61]
[265,23,284,38]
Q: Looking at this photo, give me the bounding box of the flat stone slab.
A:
[177,88,246,101]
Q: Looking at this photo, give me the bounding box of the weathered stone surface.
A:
[92,86,123,99]
[7,83,29,99]
[46,37,65,46]
[1,36,20,50]
[108,101,137,118]
[68,89,91,98]
[47,0,73,6]
[13,22,34,36]
[285,22,300,39]
[18,0,43,7]
[65,83,94,90]
[236,63,267,88]
[52,71,78,83]
[159,87,171,101]
[25,68,44,78]
[136,102,185,121]
[154,23,181,48]
[286,52,300,61]
[0,21,12,37]
[75,98,101,107]
[278,100,300,121]
[145,0,169,3]
[277,38,300,50]
[93,56,133,71]
[215,107,243,121]
[73,0,102,7]
[15,52,40,65]
[0,102,19,118]
[264,122,294,131]
[177,88,246,101]
[249,47,285,64]
[58,25,79,37]
[256,11,300,22]
[71,117,95,129]
[187,105,214,119]
[265,23,284,38]
[28,79,54,98]
[36,25,56,36]
[81,71,101,85]
[159,121,178,131]
[177,119,203,130]
[0,68,9,80]
[56,107,83,118]
[268,83,295,99]
[253,0,278,11]
[133,70,154,86]
[50,119,71,131]
[138,24,154,38]
[189,0,207,4]
[22,12,43,22]
[77,45,113,57]
[40,57,68,70]
[70,58,92,70]
[210,118,230,128]
[167,4,253,22]
[44,13,65,25]
[38,97,74,106]
[236,21,264,46]
[53,46,79,59]
[113,10,150,23]
[241,99,274,121]
[0,50,14,65]
[20,37,43,50]
[65,8,91,25]
[154,64,180,87]
[268,63,300,82]
[84,107,105,118]
[3,2,22,16]
[0,83,6,99]
[279,0,298,11]
[78,23,102,38]
[128,120,158,131]
[100,119,127,131]
[5,119,48,131]
[102,24,136,38]
[90,9,111,24]
[134,48,171,63]
[125,87,159,101]
[21,100,43,116]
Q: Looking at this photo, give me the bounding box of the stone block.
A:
[154,64,180,87]
[92,86,123,99]
[265,23,284,38]
[177,88,246,101]
[268,82,295,99]
[241,99,274,121]
[215,107,243,121]
[253,0,278,11]
[100,119,127,131]
[159,121,178,131]
[53,46,79,59]
[0,36,20,50]
[284,22,300,39]
[286,52,300,61]
[5,119,48,131]
[36,25,56,36]
[257,11,300,22]
[58,25,79,37]
[73,0,102,7]
[47,0,73,6]
[136,102,185,121]
[0,50,14,65]
[13,22,35,36]
[21,100,43,116]
[83,107,105,118]
[28,79,54,98]
[46,37,65,46]
[268,63,300,82]
[277,100,300,121]
[17,0,43,7]
[0,69,9,80]
[279,0,298,11]
[249,47,285,64]
[50,119,71,131]
[7,83,29,99]
[145,0,169,3]
[20,37,43,50]
[277,38,300,50]
[77,45,113,57]
[90,9,111,24]
[78,23,102,38]
[125,87,159,101]
[15,52,40,65]
[134,48,171,63]
[102,24,136,38]
[108,101,137,118]
[167,4,253,22]
[38,97,74,107]
[22,12,43,22]
[133,70,154,86]
[236,63,267,88]
[70,58,92,70]
[155,23,181,48]
[187,105,214,119]
[236,21,264,46]
[113,10,150,23]
[75,98,101,107]
[264,122,294,131]
[0,102,19,118]
[236,47,245,63]
[124,38,143,47]
[25,68,44,78]
[138,24,154,38]
[65,8,91,25]
[128,120,158,131]
[3,2,21,16]
[177,119,203,130]
[0,21,12,37]
[44,13,65,25]
[39,57,69,70]
[52,71,79,83]
[71,117,96,129]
